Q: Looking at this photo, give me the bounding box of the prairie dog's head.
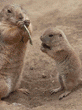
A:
[0,5,30,27]
[40,28,70,55]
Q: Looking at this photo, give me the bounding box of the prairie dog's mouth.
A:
[42,43,51,50]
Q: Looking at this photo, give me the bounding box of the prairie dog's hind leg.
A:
[58,75,74,100]
[13,78,29,95]
[0,79,11,99]
[50,75,64,94]
[17,88,29,95]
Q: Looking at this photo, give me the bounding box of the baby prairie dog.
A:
[40,27,82,100]
[0,5,32,99]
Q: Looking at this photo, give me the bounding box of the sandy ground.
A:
[1,0,82,109]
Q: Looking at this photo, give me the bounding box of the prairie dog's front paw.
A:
[24,20,30,27]
[17,21,24,29]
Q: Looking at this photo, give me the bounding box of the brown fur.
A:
[0,4,32,99]
[40,27,82,100]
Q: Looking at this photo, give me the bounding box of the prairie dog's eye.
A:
[59,34,62,37]
[7,10,12,13]
[49,34,53,37]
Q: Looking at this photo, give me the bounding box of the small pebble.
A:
[30,67,34,70]
[42,74,47,78]
[12,103,21,106]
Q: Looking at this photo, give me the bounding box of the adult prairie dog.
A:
[40,27,82,100]
[0,4,32,99]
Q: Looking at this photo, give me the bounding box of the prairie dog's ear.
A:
[19,4,25,11]
[20,5,27,14]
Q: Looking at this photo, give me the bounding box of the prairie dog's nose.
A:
[19,13,23,20]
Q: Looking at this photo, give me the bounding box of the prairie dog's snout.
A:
[17,13,30,27]
[18,13,23,20]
